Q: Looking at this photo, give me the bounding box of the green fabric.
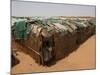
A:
[15,21,27,40]
[15,30,27,40]
[15,21,26,31]
[26,23,31,34]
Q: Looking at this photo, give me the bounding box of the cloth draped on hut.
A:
[15,20,31,40]
[14,17,96,40]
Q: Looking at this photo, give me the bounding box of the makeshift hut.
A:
[11,17,96,65]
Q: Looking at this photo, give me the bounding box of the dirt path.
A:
[11,35,96,74]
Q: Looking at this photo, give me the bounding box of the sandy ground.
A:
[11,35,96,74]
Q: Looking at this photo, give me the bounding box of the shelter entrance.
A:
[42,36,55,65]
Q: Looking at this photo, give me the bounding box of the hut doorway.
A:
[41,36,55,65]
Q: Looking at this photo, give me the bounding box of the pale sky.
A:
[11,0,96,17]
